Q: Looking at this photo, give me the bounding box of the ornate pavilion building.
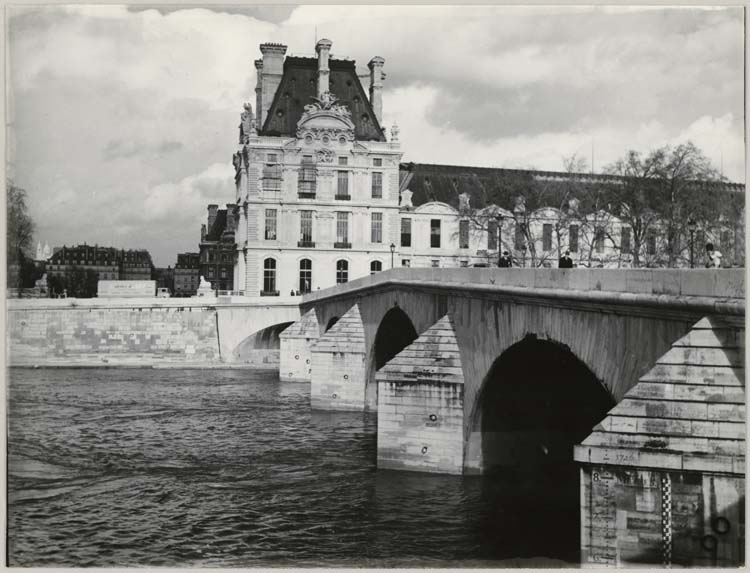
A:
[232,40,402,295]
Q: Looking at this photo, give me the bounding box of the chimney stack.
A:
[258,43,287,129]
[207,204,219,231]
[368,56,385,124]
[315,38,333,97]
[225,204,236,233]
[254,59,264,128]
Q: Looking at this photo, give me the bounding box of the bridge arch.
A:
[367,306,419,409]
[324,316,339,332]
[230,320,295,363]
[467,333,615,562]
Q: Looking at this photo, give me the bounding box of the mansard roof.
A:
[261,56,386,142]
[399,162,745,211]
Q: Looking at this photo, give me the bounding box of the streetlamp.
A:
[390,243,395,269]
[688,218,697,268]
[495,213,504,267]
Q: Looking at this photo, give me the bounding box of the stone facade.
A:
[279,308,319,381]
[232,39,402,296]
[200,204,237,292]
[574,316,745,566]
[376,315,465,474]
[173,252,200,297]
[309,304,366,410]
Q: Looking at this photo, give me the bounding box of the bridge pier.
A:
[376,315,465,474]
[575,316,745,567]
[310,304,367,411]
[279,309,319,382]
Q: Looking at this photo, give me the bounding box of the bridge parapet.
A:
[302,268,744,312]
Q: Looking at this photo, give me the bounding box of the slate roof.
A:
[574,316,745,475]
[399,162,746,211]
[312,304,365,354]
[261,57,386,141]
[376,315,464,385]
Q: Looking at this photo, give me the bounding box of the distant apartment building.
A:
[199,204,238,292]
[173,252,200,297]
[153,267,175,294]
[45,245,155,282]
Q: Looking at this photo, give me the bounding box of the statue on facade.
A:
[239,102,257,144]
[199,275,211,289]
[459,192,471,213]
[303,91,351,120]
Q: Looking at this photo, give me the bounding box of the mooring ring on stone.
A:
[712,517,730,535]
[429,414,437,422]
[344,374,348,380]
[701,535,718,552]
[421,446,428,454]
[295,355,299,360]
[332,393,337,399]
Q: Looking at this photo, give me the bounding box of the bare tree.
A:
[7,181,36,289]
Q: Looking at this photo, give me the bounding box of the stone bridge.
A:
[280,267,745,566]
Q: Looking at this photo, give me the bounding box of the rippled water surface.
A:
[8,368,575,567]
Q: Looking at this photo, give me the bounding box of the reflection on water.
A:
[8,368,574,567]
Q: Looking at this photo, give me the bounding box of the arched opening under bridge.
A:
[474,334,615,563]
[368,307,419,409]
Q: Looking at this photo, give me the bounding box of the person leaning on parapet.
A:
[498,251,512,268]
[705,243,723,268]
[558,250,573,269]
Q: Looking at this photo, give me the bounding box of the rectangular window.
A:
[542,224,553,251]
[336,171,349,199]
[431,259,440,268]
[300,210,313,246]
[373,158,382,167]
[401,218,412,247]
[514,223,525,250]
[459,220,469,249]
[338,157,348,166]
[488,220,498,250]
[595,227,605,253]
[371,172,383,198]
[262,154,282,192]
[460,260,469,267]
[298,155,316,196]
[430,219,441,248]
[621,227,631,254]
[220,268,227,279]
[401,259,411,267]
[335,212,349,246]
[569,225,579,253]
[371,213,383,243]
[647,234,656,255]
[264,209,277,240]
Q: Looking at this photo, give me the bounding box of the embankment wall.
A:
[7,297,300,367]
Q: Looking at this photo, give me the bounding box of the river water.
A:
[8,368,576,567]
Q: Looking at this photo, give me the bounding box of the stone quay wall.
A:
[7,297,300,367]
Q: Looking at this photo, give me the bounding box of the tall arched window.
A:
[370,260,382,275]
[263,258,277,295]
[299,259,312,293]
[336,260,348,284]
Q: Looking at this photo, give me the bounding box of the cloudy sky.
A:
[8,4,745,266]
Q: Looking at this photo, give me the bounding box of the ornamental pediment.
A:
[414,201,458,215]
[296,92,355,144]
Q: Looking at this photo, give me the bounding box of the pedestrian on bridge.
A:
[558,250,573,268]
[498,251,512,268]
[705,243,723,268]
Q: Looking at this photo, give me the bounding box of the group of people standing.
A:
[495,243,723,269]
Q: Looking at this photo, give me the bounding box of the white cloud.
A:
[7,5,745,267]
